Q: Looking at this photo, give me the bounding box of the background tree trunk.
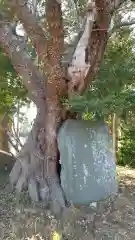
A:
[112,113,119,159]
[0,114,9,152]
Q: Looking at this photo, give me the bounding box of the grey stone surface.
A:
[58,120,118,205]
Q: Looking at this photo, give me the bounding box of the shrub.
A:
[118,126,135,167]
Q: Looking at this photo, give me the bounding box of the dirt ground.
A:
[0,166,135,240]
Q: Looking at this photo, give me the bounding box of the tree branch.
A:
[67,1,97,96]
[8,135,20,153]
[45,0,66,96]
[81,0,112,92]
[109,19,135,36]
[111,0,126,12]
[8,0,49,62]
[0,19,46,107]
[46,0,64,64]
[62,20,87,68]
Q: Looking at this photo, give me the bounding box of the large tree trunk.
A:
[9,107,66,214]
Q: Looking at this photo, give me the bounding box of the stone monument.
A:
[58,120,118,205]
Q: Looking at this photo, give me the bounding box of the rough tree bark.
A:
[0,0,128,214]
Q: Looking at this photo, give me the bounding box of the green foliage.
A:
[118,126,135,167]
[0,48,28,114]
[67,31,135,119]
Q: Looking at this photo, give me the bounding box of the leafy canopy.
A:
[0,48,28,114]
[68,29,135,119]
